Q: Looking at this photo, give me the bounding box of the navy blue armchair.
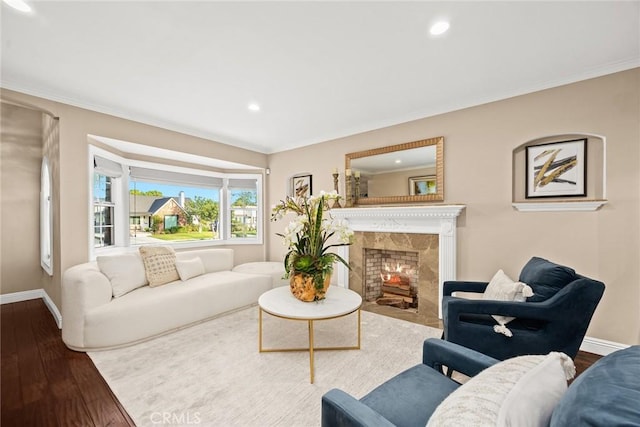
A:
[442,257,605,360]
[321,338,498,427]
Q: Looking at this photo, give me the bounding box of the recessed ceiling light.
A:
[3,0,33,13]
[248,103,260,112]
[430,21,450,36]
[395,159,402,164]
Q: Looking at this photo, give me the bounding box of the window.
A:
[229,179,258,239]
[40,157,53,275]
[93,174,115,248]
[129,168,222,245]
[91,146,262,254]
[92,155,123,249]
[164,215,178,230]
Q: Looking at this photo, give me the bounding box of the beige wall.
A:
[267,69,640,346]
[0,89,269,310]
[0,103,43,295]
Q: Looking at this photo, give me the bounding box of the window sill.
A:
[512,200,607,212]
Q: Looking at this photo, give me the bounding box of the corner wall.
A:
[266,68,640,347]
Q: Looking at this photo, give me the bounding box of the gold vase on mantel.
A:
[290,271,331,302]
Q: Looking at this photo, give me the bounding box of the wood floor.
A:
[1,299,134,427]
[1,299,602,426]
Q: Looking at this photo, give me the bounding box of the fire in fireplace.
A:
[378,263,418,309]
[364,248,418,311]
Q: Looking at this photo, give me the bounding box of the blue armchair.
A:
[322,338,498,427]
[442,257,605,360]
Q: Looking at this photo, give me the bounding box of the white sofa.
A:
[62,248,286,351]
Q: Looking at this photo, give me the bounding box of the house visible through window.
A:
[129,174,222,245]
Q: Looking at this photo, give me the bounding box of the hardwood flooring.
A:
[1,299,134,427]
[1,299,602,426]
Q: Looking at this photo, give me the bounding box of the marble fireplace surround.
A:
[331,205,465,318]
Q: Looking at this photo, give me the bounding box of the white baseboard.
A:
[1,289,62,329]
[0,289,43,304]
[580,336,629,356]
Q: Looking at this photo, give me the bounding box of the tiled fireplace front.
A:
[351,232,439,323]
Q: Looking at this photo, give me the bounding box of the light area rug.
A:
[89,306,442,427]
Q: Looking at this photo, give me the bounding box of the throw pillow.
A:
[426,352,575,427]
[175,257,206,281]
[483,269,534,337]
[139,246,180,287]
[97,253,148,298]
[519,257,576,302]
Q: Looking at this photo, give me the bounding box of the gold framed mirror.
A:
[345,136,444,204]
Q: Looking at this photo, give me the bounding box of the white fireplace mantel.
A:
[331,205,465,318]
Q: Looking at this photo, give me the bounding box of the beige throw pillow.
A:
[175,257,206,281]
[139,246,179,287]
[427,352,575,427]
[483,269,534,336]
[97,253,148,297]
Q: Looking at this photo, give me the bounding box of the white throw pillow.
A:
[175,257,206,281]
[139,246,180,287]
[483,269,534,336]
[97,253,148,298]
[426,352,575,427]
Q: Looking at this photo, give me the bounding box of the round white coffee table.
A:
[258,285,362,383]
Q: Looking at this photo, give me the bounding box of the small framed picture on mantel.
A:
[526,138,587,199]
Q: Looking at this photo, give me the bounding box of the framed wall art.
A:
[290,174,312,198]
[526,138,587,198]
[409,175,437,196]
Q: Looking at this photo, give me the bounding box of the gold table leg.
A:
[309,320,314,383]
[259,307,263,351]
[258,307,361,384]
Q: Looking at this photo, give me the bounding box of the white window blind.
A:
[228,178,257,189]
[129,166,223,188]
[94,155,124,178]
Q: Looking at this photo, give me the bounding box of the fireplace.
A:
[365,248,419,309]
[331,205,465,324]
[354,232,438,323]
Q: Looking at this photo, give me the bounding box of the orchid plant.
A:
[271,191,353,293]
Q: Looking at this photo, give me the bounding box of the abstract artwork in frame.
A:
[526,138,587,198]
[290,174,312,198]
[409,175,437,196]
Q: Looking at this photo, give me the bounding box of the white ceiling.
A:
[2,1,639,154]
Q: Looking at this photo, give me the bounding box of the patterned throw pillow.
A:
[427,352,575,427]
[482,269,534,336]
[139,246,180,287]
